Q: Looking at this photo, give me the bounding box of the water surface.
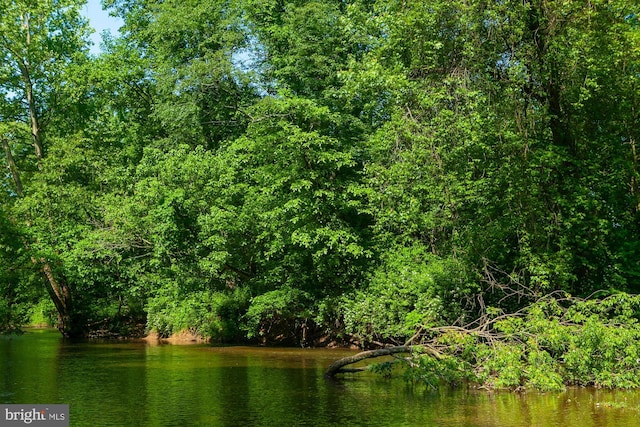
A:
[1,329,639,426]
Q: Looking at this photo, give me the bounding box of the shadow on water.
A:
[1,329,640,426]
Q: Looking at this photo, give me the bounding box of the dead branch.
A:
[324,345,443,378]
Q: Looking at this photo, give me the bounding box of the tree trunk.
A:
[40,260,76,337]
[25,77,44,161]
[20,13,45,162]
[1,136,23,196]
[324,345,442,378]
[527,1,573,151]
[2,13,76,337]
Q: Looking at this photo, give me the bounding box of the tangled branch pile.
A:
[327,291,640,391]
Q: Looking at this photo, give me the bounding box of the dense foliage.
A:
[378,292,640,391]
[1,0,639,388]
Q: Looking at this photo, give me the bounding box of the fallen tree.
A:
[325,345,444,378]
[324,291,640,391]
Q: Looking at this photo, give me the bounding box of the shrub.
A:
[242,287,312,344]
[147,287,250,341]
[28,298,57,327]
[341,245,473,344]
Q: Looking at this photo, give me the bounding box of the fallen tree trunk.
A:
[324,345,442,378]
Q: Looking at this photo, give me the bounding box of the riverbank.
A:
[143,330,208,344]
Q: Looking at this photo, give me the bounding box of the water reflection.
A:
[1,329,639,426]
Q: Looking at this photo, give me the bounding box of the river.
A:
[1,328,639,426]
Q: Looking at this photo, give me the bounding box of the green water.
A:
[1,329,640,426]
